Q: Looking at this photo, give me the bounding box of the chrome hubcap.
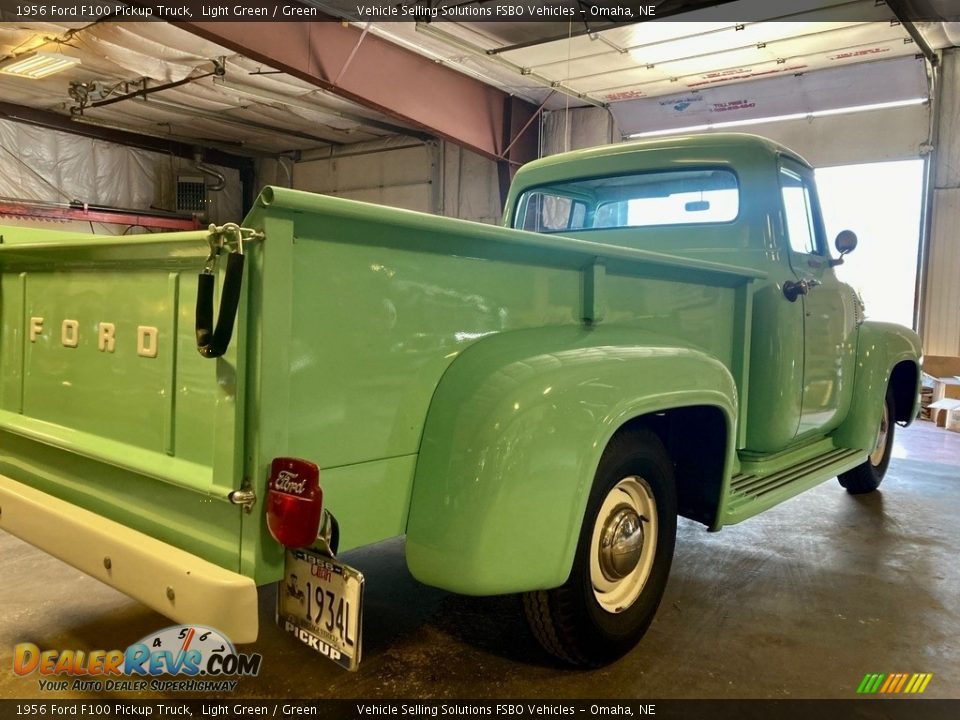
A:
[599,507,645,581]
[590,476,658,614]
[869,402,890,467]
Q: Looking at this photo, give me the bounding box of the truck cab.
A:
[504,133,918,466]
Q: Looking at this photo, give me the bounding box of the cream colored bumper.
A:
[0,474,258,643]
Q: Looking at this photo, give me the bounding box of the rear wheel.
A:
[838,389,895,494]
[523,428,677,666]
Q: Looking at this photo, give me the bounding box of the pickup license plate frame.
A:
[276,547,364,671]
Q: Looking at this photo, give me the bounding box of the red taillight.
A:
[266,457,323,548]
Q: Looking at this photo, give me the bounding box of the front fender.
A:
[832,321,922,452]
[405,326,737,595]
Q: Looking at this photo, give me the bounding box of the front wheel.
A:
[838,390,895,494]
[522,428,677,666]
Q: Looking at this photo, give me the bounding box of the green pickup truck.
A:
[0,133,921,669]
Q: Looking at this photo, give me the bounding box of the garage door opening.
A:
[815,159,925,329]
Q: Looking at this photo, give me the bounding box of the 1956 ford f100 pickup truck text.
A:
[0,134,921,668]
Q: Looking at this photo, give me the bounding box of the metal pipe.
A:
[486,22,631,56]
[194,151,226,192]
[60,113,273,160]
[86,70,219,110]
[277,155,294,188]
[431,140,444,216]
[334,22,371,86]
[324,180,432,194]
[298,140,427,162]
[501,91,555,159]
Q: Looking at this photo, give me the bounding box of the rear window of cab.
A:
[513,168,740,233]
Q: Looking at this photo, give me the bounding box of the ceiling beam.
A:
[212,77,433,141]
[175,18,539,165]
[887,0,940,66]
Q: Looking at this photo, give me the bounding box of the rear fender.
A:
[832,321,922,452]
[405,326,737,595]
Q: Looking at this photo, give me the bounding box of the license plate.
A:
[277,548,364,671]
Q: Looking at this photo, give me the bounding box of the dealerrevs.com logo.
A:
[13,625,262,693]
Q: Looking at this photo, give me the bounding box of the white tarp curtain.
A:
[0,118,242,229]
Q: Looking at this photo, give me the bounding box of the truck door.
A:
[778,160,858,439]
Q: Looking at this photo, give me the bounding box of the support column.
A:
[922,48,960,356]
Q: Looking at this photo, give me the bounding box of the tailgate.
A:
[0,226,248,572]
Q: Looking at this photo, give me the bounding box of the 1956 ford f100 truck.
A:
[0,134,921,669]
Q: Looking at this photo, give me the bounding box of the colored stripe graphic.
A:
[894,673,909,693]
[857,672,933,694]
[857,673,884,693]
[906,673,934,694]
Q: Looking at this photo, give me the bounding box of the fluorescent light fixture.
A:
[0,51,80,79]
[627,97,928,138]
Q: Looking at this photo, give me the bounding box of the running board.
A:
[722,447,866,526]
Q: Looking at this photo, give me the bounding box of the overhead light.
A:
[0,51,80,79]
[627,97,928,138]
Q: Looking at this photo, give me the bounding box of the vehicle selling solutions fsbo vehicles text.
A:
[354,4,656,19]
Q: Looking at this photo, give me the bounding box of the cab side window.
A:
[780,167,823,256]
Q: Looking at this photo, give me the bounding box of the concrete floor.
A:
[1,421,957,699]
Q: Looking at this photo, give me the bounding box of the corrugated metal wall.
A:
[438,143,502,225]
[288,138,502,225]
[293,140,435,213]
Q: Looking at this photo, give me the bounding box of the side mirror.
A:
[831,230,858,266]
